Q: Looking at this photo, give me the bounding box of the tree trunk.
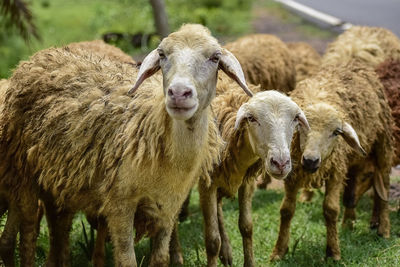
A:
[149,0,170,39]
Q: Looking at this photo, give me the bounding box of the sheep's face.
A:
[300,103,366,172]
[129,24,253,121]
[235,91,310,180]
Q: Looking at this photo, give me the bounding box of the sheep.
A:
[286,42,321,83]
[198,76,310,267]
[0,41,135,267]
[0,24,253,266]
[223,34,296,93]
[341,59,400,229]
[322,26,400,68]
[67,39,135,65]
[270,60,393,261]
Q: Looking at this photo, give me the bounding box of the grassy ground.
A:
[26,185,399,266]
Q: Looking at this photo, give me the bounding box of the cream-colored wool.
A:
[322,26,400,68]
[224,34,296,93]
[286,42,321,82]
[272,60,393,261]
[0,24,228,266]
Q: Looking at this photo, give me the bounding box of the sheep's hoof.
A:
[377,226,390,239]
[342,219,354,230]
[269,247,288,261]
[170,251,184,266]
[218,243,233,266]
[326,246,341,261]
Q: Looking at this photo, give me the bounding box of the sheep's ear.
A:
[219,48,253,97]
[297,110,310,132]
[235,104,249,130]
[128,49,161,94]
[341,122,367,156]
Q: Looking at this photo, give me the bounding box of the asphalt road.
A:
[293,0,400,36]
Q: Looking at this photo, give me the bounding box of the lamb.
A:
[223,34,296,93]
[341,59,400,229]
[0,24,252,266]
[286,42,321,83]
[270,60,393,261]
[322,26,400,68]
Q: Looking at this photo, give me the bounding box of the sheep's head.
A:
[235,91,310,180]
[300,103,366,172]
[129,24,252,120]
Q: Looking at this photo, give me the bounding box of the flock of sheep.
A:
[0,23,399,267]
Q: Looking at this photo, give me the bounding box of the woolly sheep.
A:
[67,39,135,64]
[286,42,321,83]
[322,26,400,68]
[341,59,400,230]
[223,34,296,93]
[0,24,252,266]
[0,41,135,267]
[270,60,393,261]
[198,74,309,267]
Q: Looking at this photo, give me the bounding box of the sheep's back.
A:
[286,42,321,82]
[224,34,296,93]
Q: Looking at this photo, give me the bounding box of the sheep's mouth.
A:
[267,170,290,180]
[303,165,319,173]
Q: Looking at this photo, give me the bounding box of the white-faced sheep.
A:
[197,74,310,267]
[223,34,296,93]
[286,42,321,83]
[0,24,253,266]
[270,60,393,261]
[322,26,400,68]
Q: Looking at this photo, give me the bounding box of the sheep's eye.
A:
[209,52,221,63]
[293,114,300,122]
[332,128,343,136]
[158,50,166,60]
[247,115,257,123]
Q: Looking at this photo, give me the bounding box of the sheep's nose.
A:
[270,157,290,172]
[167,86,193,100]
[302,156,320,172]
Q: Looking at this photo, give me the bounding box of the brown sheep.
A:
[341,59,400,229]
[223,34,296,93]
[0,24,252,266]
[322,26,400,68]
[286,42,321,83]
[270,60,393,261]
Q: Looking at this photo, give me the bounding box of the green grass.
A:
[6,186,394,266]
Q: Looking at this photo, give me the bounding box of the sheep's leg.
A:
[0,202,19,267]
[373,173,390,238]
[92,217,107,267]
[238,180,256,267]
[270,180,301,261]
[199,180,220,267]
[323,178,342,261]
[178,190,191,222]
[149,225,173,266]
[217,197,232,266]
[45,206,74,267]
[342,173,357,229]
[0,197,7,217]
[19,192,40,267]
[169,222,183,266]
[370,192,380,229]
[107,207,136,267]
